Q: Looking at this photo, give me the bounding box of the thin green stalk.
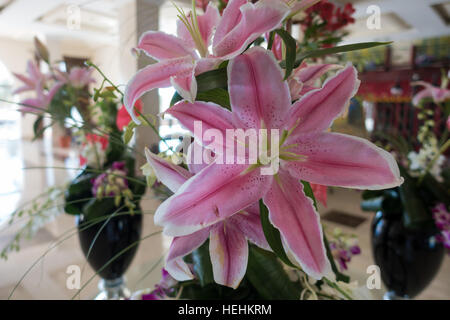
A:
[71,230,162,299]
[80,205,125,277]
[132,253,165,289]
[135,109,176,154]
[85,61,123,97]
[8,211,151,299]
[21,166,147,187]
[323,278,353,300]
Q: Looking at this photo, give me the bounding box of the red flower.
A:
[79,133,109,166]
[310,183,328,207]
[116,99,143,131]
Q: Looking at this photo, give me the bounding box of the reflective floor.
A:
[0,127,449,299]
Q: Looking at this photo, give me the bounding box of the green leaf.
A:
[82,198,117,221]
[301,180,317,210]
[64,171,97,215]
[288,42,392,68]
[191,241,214,287]
[196,67,228,92]
[246,246,301,300]
[197,88,230,108]
[267,31,275,50]
[123,122,137,144]
[273,29,297,80]
[259,199,298,269]
[32,115,44,139]
[170,68,229,107]
[34,36,50,64]
[421,173,450,206]
[398,165,433,230]
[170,92,182,106]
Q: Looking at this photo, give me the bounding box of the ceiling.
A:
[341,0,450,43]
[0,0,448,47]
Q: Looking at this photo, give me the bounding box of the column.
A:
[118,0,164,172]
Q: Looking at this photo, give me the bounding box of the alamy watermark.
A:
[169,121,284,175]
[366,264,381,289]
[66,4,81,30]
[366,5,381,30]
[66,264,81,290]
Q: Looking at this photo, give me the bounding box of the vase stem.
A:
[95,276,131,300]
[383,291,410,300]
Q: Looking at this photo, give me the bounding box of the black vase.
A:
[77,211,142,299]
[371,209,444,299]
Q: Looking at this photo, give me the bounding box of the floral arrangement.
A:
[2,38,147,260]
[120,0,402,300]
[362,73,449,232]
[295,0,355,50]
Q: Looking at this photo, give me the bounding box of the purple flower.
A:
[329,230,361,271]
[432,203,450,255]
[349,245,361,255]
[91,161,129,198]
[139,268,179,300]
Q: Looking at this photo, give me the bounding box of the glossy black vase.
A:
[371,210,444,299]
[77,211,142,299]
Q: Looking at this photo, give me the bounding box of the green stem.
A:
[85,61,123,97]
[135,109,176,154]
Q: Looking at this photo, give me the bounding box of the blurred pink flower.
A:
[56,66,96,88]
[412,81,450,106]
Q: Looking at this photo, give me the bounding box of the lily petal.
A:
[285,64,360,134]
[294,63,341,85]
[213,0,290,60]
[124,56,195,124]
[186,141,215,174]
[231,204,270,250]
[166,228,210,281]
[166,101,236,153]
[263,170,331,279]
[283,132,403,189]
[412,87,433,106]
[289,62,341,100]
[209,222,248,288]
[213,0,246,47]
[145,148,191,193]
[155,163,271,236]
[228,46,291,130]
[170,66,197,103]
[134,31,197,60]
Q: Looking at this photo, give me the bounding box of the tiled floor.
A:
[0,137,449,300]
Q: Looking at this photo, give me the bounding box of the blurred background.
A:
[0,0,449,300]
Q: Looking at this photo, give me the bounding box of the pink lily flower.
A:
[13,60,47,95]
[124,0,290,123]
[288,61,341,100]
[412,80,450,106]
[145,146,269,288]
[55,66,96,88]
[156,47,403,279]
[18,81,63,114]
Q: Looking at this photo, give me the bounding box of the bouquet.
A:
[121,0,402,299]
[362,73,449,244]
[2,38,147,261]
